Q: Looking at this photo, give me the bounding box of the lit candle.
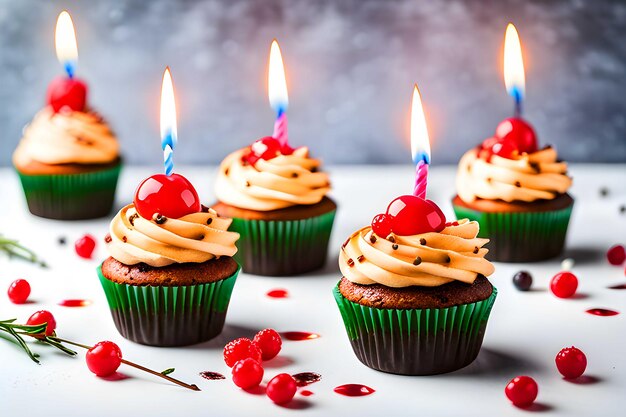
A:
[160,67,178,176]
[411,84,431,199]
[504,23,525,118]
[268,39,289,149]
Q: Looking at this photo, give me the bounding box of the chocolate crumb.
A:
[207,218,213,225]
[529,162,541,173]
[347,258,355,267]
[544,144,553,149]
[444,255,451,263]
[599,187,609,197]
[413,257,422,266]
[357,255,365,263]
[104,234,112,243]
[620,205,626,214]
[122,236,127,243]
[201,204,210,213]
[245,181,251,187]
[392,244,399,250]
[311,167,318,173]
[370,235,377,244]
[224,168,229,176]
[58,236,66,245]
[137,263,150,273]
[514,181,521,187]
[291,172,299,178]
[486,177,492,183]
[473,246,479,254]
[197,235,205,240]
[420,238,427,245]
[129,213,139,226]
[153,213,167,224]
[388,236,396,243]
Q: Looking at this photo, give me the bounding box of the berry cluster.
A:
[243,137,294,166]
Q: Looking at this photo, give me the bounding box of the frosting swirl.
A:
[107,204,239,267]
[340,219,494,288]
[13,107,119,166]
[456,147,572,203]
[215,147,331,211]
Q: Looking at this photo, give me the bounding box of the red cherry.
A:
[244,137,281,165]
[266,373,297,404]
[505,376,538,407]
[386,196,446,236]
[607,245,625,265]
[371,213,393,238]
[86,341,122,377]
[223,338,263,368]
[134,173,201,220]
[550,271,578,298]
[26,310,57,336]
[555,346,587,379]
[479,137,518,161]
[8,279,31,304]
[495,117,538,154]
[253,328,282,361]
[232,358,264,389]
[47,76,88,113]
[75,234,96,259]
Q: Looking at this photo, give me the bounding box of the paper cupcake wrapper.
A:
[97,263,240,347]
[333,283,497,375]
[16,163,121,220]
[227,210,336,276]
[452,201,573,262]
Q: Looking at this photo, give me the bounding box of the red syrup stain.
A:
[300,390,314,397]
[292,372,322,387]
[608,283,626,290]
[334,384,375,397]
[586,308,619,317]
[199,371,226,380]
[267,289,289,298]
[280,331,320,341]
[58,299,91,307]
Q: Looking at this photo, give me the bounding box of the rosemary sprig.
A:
[0,235,47,267]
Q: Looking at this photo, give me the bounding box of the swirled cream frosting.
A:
[215,147,331,211]
[13,107,119,166]
[340,219,494,288]
[456,147,572,203]
[107,204,239,267]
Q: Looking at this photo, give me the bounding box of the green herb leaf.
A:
[161,368,175,376]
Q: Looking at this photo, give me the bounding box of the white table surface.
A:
[1,164,625,417]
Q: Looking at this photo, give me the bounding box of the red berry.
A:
[607,245,625,266]
[371,213,392,238]
[47,76,88,113]
[86,341,122,377]
[385,195,446,236]
[479,136,518,160]
[550,271,578,298]
[223,338,262,368]
[7,279,31,304]
[133,173,201,220]
[232,358,264,389]
[253,329,282,361]
[75,234,96,259]
[26,310,57,336]
[495,117,538,154]
[555,346,587,379]
[505,376,538,407]
[244,137,282,165]
[266,373,297,404]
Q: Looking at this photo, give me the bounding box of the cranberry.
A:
[550,271,578,298]
[133,173,201,220]
[266,373,297,404]
[371,213,392,238]
[7,279,31,304]
[495,117,538,154]
[385,196,446,236]
[243,137,282,165]
[86,341,122,377]
[47,76,88,113]
[232,358,264,389]
[607,245,625,266]
[555,346,587,379]
[253,328,282,361]
[505,376,538,407]
[26,310,57,336]
[75,234,96,259]
[223,338,262,368]
[512,271,532,291]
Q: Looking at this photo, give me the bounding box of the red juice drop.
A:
[267,289,289,298]
[586,308,619,316]
[608,283,626,290]
[280,331,320,341]
[300,390,314,397]
[292,372,321,387]
[199,371,226,380]
[58,299,91,307]
[334,384,375,397]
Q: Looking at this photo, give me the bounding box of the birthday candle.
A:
[160,67,178,176]
[504,23,525,118]
[411,84,431,199]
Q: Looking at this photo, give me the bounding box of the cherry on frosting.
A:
[133,173,201,220]
[495,117,538,154]
[371,195,446,237]
[479,136,519,161]
[47,76,88,113]
[244,137,281,165]
[371,213,393,238]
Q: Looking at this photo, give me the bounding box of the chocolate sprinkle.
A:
[224,168,229,176]
[57,236,66,245]
[620,205,626,214]
[153,213,167,224]
[444,255,451,263]
[529,162,541,173]
[392,244,399,250]
[486,177,492,183]
[370,235,377,244]
[342,238,350,248]
[245,181,251,187]
[599,187,609,197]
[514,181,521,187]
[357,255,365,263]
[122,236,127,243]
[129,213,139,226]
[292,172,299,178]
[207,218,213,225]
[388,236,396,243]
[201,204,210,213]
[473,246,479,254]
[347,258,355,267]
[104,234,112,243]
[420,238,427,245]
[413,257,422,266]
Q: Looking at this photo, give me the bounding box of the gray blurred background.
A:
[1,0,625,166]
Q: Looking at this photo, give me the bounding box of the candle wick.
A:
[513,88,522,118]
[64,61,75,79]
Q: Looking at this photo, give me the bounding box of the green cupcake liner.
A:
[97,263,240,347]
[333,283,497,375]
[228,210,336,276]
[16,163,121,220]
[452,201,573,262]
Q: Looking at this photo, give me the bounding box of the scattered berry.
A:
[232,358,264,389]
[223,338,262,367]
[512,271,532,291]
[505,376,538,407]
[253,329,282,361]
[607,245,625,266]
[75,234,96,259]
[8,279,31,304]
[556,346,587,379]
[266,373,297,404]
[86,341,122,377]
[26,310,57,336]
[550,271,578,298]
[133,173,201,220]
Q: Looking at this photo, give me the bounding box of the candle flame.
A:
[504,23,525,102]
[160,67,178,174]
[410,84,430,164]
[55,11,78,77]
[268,39,289,116]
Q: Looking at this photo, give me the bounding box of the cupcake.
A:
[453,118,573,262]
[98,173,241,347]
[213,137,336,276]
[334,195,496,375]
